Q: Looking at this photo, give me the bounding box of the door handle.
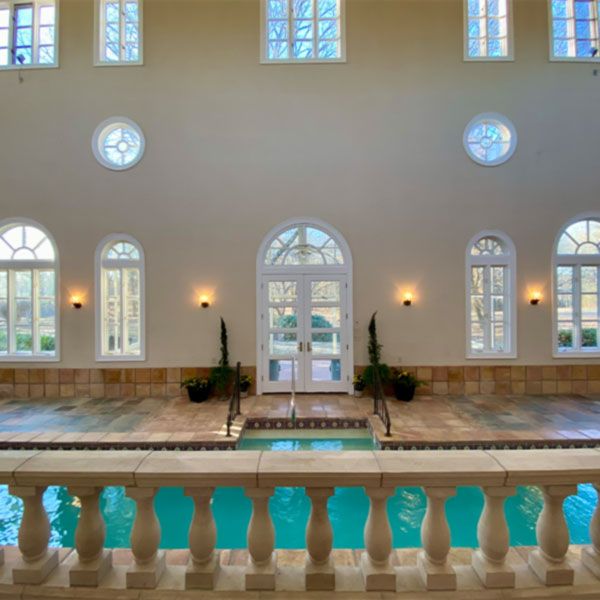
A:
[298,342,303,352]
[307,341,312,352]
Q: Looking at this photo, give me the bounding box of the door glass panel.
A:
[557,322,574,348]
[312,332,341,355]
[582,294,598,320]
[582,322,599,348]
[269,307,297,328]
[557,294,573,320]
[269,359,298,382]
[581,266,598,293]
[491,266,505,294]
[311,281,340,303]
[471,267,484,293]
[471,321,484,353]
[15,271,32,353]
[269,281,297,303]
[311,306,340,328]
[269,333,297,355]
[312,359,341,381]
[556,266,573,292]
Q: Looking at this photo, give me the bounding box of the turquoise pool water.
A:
[0,436,596,550]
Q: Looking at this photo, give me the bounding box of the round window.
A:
[92,117,145,171]
[463,113,517,167]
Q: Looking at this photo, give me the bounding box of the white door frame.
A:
[256,217,354,395]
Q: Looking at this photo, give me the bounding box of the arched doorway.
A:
[256,218,353,394]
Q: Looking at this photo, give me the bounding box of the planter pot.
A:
[354,390,364,398]
[240,390,249,399]
[186,387,211,404]
[393,382,416,402]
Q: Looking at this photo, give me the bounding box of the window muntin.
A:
[265,224,345,266]
[550,0,600,60]
[0,0,57,69]
[467,233,515,358]
[97,236,144,360]
[0,222,57,360]
[92,117,145,171]
[96,0,142,65]
[465,0,512,60]
[555,218,600,354]
[264,0,344,62]
[463,113,517,167]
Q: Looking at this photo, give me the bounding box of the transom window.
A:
[264,224,345,266]
[0,0,57,69]
[95,0,142,65]
[96,235,145,361]
[0,221,58,361]
[554,217,600,355]
[550,0,600,60]
[466,232,516,358]
[465,0,513,60]
[262,0,344,63]
[463,113,517,167]
[92,117,145,171]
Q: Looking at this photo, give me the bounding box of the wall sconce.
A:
[71,296,83,309]
[403,292,414,307]
[199,295,211,309]
[529,291,542,306]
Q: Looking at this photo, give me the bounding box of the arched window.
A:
[0,219,58,360]
[95,234,145,361]
[554,216,600,355]
[466,231,516,358]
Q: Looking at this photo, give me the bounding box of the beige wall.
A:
[1,0,598,368]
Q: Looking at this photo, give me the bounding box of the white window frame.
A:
[95,233,145,362]
[552,213,600,357]
[94,0,143,67]
[0,0,59,71]
[548,0,600,62]
[91,116,145,171]
[463,0,514,61]
[0,217,60,362]
[465,230,517,359]
[260,0,346,64]
[463,112,518,167]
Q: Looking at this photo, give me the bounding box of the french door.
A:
[260,274,349,393]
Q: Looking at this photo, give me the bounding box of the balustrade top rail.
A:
[1,448,599,488]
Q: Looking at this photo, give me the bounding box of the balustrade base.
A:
[305,555,335,591]
[67,549,112,587]
[472,549,515,589]
[529,549,574,586]
[417,551,457,591]
[582,547,600,577]
[245,552,277,591]
[12,549,59,585]
[185,552,220,589]
[126,550,166,589]
[360,553,396,591]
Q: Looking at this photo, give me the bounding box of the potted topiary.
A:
[181,377,211,403]
[353,374,366,397]
[391,369,423,402]
[240,375,253,398]
[361,312,391,388]
[210,317,234,399]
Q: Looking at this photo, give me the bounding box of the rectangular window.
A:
[0,0,57,69]
[465,0,513,60]
[95,0,142,65]
[551,0,600,60]
[263,0,345,63]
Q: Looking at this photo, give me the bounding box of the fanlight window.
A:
[554,218,600,355]
[265,225,344,266]
[0,222,57,360]
[97,236,144,360]
[466,233,516,358]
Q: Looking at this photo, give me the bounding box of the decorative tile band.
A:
[1,364,600,398]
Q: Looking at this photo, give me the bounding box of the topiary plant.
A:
[362,312,391,387]
[210,317,234,398]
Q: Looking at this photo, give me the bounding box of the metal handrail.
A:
[226,362,241,437]
[372,366,392,437]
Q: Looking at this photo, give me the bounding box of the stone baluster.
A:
[8,485,58,585]
[361,487,395,591]
[472,486,516,588]
[185,487,220,589]
[125,487,165,589]
[417,486,457,591]
[583,484,600,576]
[529,484,576,586]
[305,487,335,590]
[245,488,276,590]
[67,486,112,587]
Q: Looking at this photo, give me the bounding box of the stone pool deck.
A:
[0,392,599,450]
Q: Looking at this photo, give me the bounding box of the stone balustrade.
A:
[0,448,599,596]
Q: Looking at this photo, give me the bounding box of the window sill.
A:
[553,351,600,358]
[260,58,346,65]
[96,355,146,362]
[0,63,58,71]
[466,353,517,360]
[94,60,144,68]
[549,56,600,63]
[463,56,514,62]
[0,355,59,363]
